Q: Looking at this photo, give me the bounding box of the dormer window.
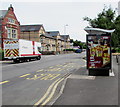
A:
[8,18,15,24]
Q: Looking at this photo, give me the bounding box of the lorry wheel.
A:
[13,59,17,63]
[19,59,23,63]
[26,59,30,62]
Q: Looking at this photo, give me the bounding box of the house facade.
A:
[0,5,20,49]
[20,24,45,42]
[40,35,56,52]
[45,31,71,53]
[20,27,71,54]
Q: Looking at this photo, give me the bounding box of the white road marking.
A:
[68,74,95,80]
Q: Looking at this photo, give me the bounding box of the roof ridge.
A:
[20,24,43,26]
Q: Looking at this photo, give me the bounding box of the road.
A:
[0,52,86,106]
[52,55,119,106]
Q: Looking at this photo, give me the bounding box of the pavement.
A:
[52,55,119,106]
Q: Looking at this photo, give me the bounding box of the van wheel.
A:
[37,56,41,60]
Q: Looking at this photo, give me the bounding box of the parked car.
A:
[75,49,82,53]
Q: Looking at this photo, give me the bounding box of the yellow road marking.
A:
[26,74,47,80]
[49,66,54,68]
[48,68,61,72]
[56,65,62,67]
[40,74,55,80]
[41,78,64,106]
[56,68,61,70]
[19,74,31,78]
[40,74,60,80]
[34,78,61,106]
[0,80,9,85]
[36,69,44,72]
[50,74,60,80]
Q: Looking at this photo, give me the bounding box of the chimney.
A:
[8,4,14,11]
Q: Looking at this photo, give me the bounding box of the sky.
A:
[0,0,119,42]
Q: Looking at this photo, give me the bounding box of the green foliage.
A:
[83,7,115,29]
[63,49,75,51]
[0,49,4,60]
[83,6,120,48]
[112,16,120,47]
[73,40,86,49]
[41,51,56,55]
[70,39,74,43]
[115,47,120,53]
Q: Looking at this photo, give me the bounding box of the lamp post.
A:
[64,24,68,53]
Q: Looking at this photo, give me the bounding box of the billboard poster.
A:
[87,35,111,69]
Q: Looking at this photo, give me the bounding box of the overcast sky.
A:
[1,0,119,42]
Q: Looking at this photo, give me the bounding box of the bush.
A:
[63,49,75,52]
[112,47,120,53]
[0,50,4,60]
[115,47,120,53]
[41,51,56,55]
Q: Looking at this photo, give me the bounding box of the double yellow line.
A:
[0,80,9,85]
[34,77,64,107]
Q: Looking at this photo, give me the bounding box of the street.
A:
[52,55,119,106]
[1,52,86,106]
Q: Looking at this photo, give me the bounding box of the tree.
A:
[83,6,120,47]
[112,15,120,47]
[73,40,86,49]
[83,6,116,29]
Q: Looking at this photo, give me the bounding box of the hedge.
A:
[0,50,4,60]
[41,51,56,55]
[63,49,75,52]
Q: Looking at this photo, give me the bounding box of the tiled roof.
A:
[41,34,56,40]
[60,35,70,41]
[0,10,7,18]
[46,31,60,37]
[20,25,44,32]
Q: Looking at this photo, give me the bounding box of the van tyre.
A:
[37,56,41,60]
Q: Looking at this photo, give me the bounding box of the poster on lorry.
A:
[87,35,111,69]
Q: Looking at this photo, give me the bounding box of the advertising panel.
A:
[87,35,111,69]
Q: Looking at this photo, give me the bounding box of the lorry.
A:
[4,39,42,63]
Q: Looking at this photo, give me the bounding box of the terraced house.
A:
[20,24,45,42]
[0,5,20,49]
[20,25,71,54]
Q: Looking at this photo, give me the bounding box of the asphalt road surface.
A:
[52,55,119,106]
[0,52,86,106]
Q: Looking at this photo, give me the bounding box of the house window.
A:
[8,18,15,24]
[12,29,17,38]
[7,28,17,39]
[7,29,11,38]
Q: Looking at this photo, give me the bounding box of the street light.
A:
[64,24,68,35]
[64,24,68,53]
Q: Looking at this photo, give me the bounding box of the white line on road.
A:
[68,74,96,80]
